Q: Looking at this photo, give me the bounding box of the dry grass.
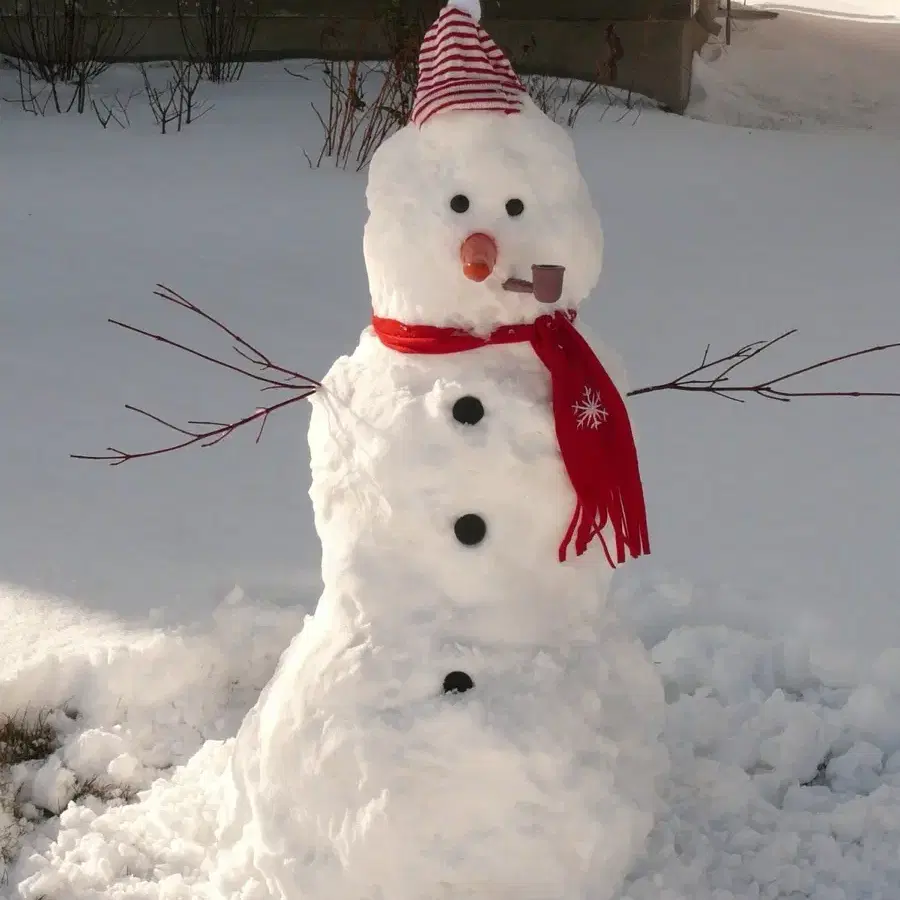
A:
[0,707,136,882]
[0,710,58,769]
[71,775,137,806]
[1,709,59,872]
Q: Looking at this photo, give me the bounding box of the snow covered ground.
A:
[740,0,898,22]
[691,10,900,133]
[1,8,900,897]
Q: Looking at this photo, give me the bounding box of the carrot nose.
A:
[460,232,498,282]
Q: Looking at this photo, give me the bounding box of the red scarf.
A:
[370,310,650,568]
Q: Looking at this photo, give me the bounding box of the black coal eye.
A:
[505,198,525,217]
[450,194,470,213]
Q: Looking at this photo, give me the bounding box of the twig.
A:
[108,319,300,390]
[70,286,321,465]
[71,393,313,465]
[90,88,140,129]
[628,331,900,402]
[151,284,320,387]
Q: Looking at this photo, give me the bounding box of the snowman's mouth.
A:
[503,265,565,304]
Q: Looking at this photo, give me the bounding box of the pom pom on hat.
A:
[410,0,525,127]
[447,0,481,21]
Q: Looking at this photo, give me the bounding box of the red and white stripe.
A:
[411,4,525,127]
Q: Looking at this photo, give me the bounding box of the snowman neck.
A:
[368,289,577,335]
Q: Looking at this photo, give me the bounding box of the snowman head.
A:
[363,0,604,334]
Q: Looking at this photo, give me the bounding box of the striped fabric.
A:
[410,3,526,127]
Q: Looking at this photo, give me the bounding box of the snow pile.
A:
[0,588,309,891]
[6,614,900,899]
[12,740,231,900]
[622,627,900,899]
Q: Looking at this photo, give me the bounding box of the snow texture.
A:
[13,620,900,900]
[2,589,310,896]
[211,100,667,900]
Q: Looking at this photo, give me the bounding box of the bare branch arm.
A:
[71,392,315,466]
[628,331,900,402]
[72,286,321,465]
[152,285,321,387]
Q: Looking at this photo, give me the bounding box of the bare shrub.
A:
[175,0,260,84]
[307,55,405,171]
[519,33,612,128]
[518,25,651,127]
[1,58,54,113]
[0,0,147,114]
[308,57,396,171]
[524,70,605,128]
[90,86,138,128]
[307,3,425,172]
[138,60,212,134]
[376,0,424,119]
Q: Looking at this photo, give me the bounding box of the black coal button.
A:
[452,395,485,425]
[454,514,487,546]
[443,671,474,694]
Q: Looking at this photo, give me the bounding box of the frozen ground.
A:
[1,9,900,897]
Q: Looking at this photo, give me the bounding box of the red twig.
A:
[150,284,320,388]
[628,331,900,402]
[71,285,320,465]
[71,393,314,465]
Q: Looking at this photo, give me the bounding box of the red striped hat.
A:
[411,0,526,127]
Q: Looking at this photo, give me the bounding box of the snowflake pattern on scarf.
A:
[572,386,609,429]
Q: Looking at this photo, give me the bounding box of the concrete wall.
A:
[0,0,696,112]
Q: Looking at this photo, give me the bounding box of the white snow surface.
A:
[690,12,900,133]
[740,0,898,22]
[2,13,900,898]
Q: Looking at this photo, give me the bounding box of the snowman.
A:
[212,2,668,898]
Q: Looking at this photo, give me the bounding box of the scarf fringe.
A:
[560,488,651,567]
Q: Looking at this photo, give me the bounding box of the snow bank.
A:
[0,588,309,892]
[624,626,900,899]
[690,11,900,134]
[6,612,900,899]
[2,588,307,761]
